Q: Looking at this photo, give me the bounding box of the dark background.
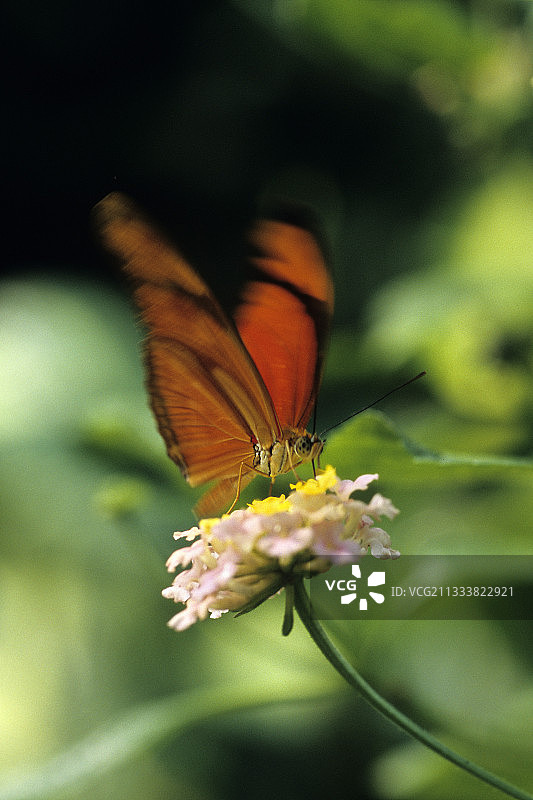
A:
[4,0,453,283]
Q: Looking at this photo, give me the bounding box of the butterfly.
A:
[94,192,334,517]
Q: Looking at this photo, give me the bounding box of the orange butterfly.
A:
[94,193,334,517]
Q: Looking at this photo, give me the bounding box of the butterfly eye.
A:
[294,435,313,459]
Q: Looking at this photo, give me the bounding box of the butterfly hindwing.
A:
[235,217,333,432]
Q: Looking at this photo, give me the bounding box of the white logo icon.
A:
[340,565,386,611]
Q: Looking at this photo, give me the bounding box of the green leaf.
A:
[324,410,533,553]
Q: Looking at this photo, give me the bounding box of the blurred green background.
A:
[2,1,533,798]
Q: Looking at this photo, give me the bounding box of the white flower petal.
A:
[367,493,400,519]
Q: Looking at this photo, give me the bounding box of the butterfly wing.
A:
[93,193,280,508]
[234,217,333,431]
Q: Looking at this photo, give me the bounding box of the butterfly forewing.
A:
[94,194,278,476]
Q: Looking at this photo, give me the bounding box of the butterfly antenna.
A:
[320,371,426,437]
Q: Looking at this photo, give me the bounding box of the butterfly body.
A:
[94,192,333,516]
[252,429,323,478]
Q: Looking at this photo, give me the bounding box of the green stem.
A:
[282,582,295,636]
[293,579,533,800]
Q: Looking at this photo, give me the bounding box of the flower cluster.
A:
[162,467,399,632]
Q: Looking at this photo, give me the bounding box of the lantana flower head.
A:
[162,467,399,632]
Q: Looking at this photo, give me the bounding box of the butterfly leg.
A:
[226,461,248,514]
[284,440,302,482]
[226,460,268,513]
